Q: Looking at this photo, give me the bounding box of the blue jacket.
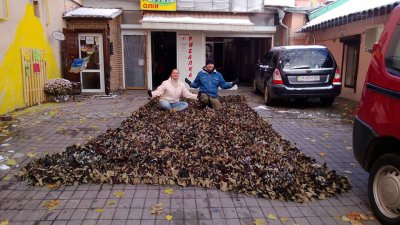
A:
[190,68,233,98]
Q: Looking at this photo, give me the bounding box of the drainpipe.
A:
[277,9,290,46]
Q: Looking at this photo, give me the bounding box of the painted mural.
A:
[0,3,60,115]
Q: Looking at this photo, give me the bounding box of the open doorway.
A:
[205,37,272,83]
[151,32,177,88]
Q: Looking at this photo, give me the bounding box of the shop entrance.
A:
[151,32,177,88]
[205,37,272,83]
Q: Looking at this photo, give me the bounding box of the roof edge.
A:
[298,1,400,33]
[308,0,349,20]
[63,7,122,19]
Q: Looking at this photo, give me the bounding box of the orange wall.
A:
[279,13,308,46]
[287,13,308,45]
[304,14,391,101]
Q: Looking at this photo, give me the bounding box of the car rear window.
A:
[282,48,334,69]
[385,25,400,77]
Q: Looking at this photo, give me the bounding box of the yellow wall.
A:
[0,3,60,115]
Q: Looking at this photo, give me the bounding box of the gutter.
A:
[277,9,289,46]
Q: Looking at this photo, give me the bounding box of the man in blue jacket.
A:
[185,59,238,110]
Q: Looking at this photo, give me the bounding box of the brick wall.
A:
[64,17,123,93]
[109,15,123,92]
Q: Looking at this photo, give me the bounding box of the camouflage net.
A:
[16,95,351,202]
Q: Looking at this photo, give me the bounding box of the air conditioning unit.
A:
[365,25,384,52]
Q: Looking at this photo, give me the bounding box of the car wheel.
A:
[252,79,258,93]
[264,85,275,106]
[320,97,335,106]
[368,154,400,225]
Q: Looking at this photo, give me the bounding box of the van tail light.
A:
[333,68,341,85]
[272,69,284,85]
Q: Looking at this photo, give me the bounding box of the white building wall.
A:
[177,30,204,85]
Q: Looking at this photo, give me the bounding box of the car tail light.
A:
[333,68,341,85]
[272,69,283,85]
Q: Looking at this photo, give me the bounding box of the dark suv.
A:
[253,45,341,105]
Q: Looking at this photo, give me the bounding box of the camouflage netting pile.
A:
[16,95,351,202]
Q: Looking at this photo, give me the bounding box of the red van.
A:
[353,4,400,225]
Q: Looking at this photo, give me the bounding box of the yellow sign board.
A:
[140,0,176,11]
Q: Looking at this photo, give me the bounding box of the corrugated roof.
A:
[64,7,122,19]
[299,0,400,32]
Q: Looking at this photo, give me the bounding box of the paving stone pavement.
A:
[0,87,381,225]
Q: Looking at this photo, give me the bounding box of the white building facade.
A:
[83,0,278,89]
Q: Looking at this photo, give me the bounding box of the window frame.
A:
[0,0,9,21]
[340,35,361,90]
[271,52,279,67]
[33,0,50,26]
[384,24,400,77]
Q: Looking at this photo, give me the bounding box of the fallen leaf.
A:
[6,159,17,166]
[280,217,288,222]
[42,200,60,210]
[150,202,165,215]
[78,118,86,124]
[267,214,277,220]
[3,176,10,181]
[163,188,174,195]
[113,191,125,198]
[0,220,9,225]
[368,215,376,221]
[96,208,104,213]
[319,152,327,157]
[346,146,352,150]
[341,212,371,225]
[253,218,265,225]
[49,111,57,117]
[165,214,173,220]
[108,200,117,206]
[27,153,36,158]
[345,170,352,174]
[47,183,58,189]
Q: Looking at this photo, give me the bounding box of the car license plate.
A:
[297,76,320,82]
